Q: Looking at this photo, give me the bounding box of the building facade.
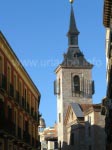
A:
[64,103,105,150]
[0,31,41,150]
[101,0,112,149]
[64,103,86,150]
[54,2,94,149]
[39,120,58,150]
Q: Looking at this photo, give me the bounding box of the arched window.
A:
[73,75,80,92]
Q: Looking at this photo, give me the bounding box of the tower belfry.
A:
[54,1,95,148]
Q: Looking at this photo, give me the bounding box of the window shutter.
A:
[92,80,95,94]
[54,80,60,95]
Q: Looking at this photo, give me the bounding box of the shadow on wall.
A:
[60,124,106,150]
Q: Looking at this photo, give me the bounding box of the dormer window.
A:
[73,75,80,92]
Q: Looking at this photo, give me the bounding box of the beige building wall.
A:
[85,107,105,150]
[56,66,93,146]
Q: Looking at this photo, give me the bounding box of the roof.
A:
[80,104,93,112]
[55,3,93,72]
[103,0,112,27]
[39,117,46,128]
[71,103,83,117]
[82,104,101,115]
[67,5,79,36]
[61,47,93,68]
[64,103,102,125]
[71,103,101,116]
[0,31,41,98]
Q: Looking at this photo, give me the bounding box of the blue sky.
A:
[0,0,106,127]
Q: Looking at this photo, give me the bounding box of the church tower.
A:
[54,1,95,148]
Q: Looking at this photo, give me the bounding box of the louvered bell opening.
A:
[54,80,60,95]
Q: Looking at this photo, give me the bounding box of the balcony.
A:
[0,102,39,148]
[0,74,7,92]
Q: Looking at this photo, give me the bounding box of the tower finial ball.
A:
[69,0,74,4]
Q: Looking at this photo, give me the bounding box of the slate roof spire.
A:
[60,1,93,68]
[67,3,79,47]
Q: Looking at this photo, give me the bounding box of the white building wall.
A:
[105,28,111,83]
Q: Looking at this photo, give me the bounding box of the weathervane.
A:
[69,0,74,4]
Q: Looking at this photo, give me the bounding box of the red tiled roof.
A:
[80,104,101,115]
[80,104,93,112]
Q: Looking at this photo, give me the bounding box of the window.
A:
[8,106,12,118]
[14,74,17,98]
[89,145,92,150]
[0,142,3,150]
[8,144,12,150]
[24,88,27,100]
[70,36,75,45]
[88,126,91,137]
[7,66,11,83]
[58,78,60,94]
[110,32,112,43]
[59,113,61,123]
[70,133,74,145]
[18,114,22,138]
[59,141,61,150]
[29,121,31,135]
[0,53,4,74]
[54,78,60,95]
[54,142,58,149]
[7,65,11,91]
[27,92,30,112]
[0,56,3,74]
[31,96,35,115]
[25,120,28,133]
[70,35,77,45]
[72,112,74,120]
[13,146,17,150]
[73,75,80,92]
[14,110,17,135]
[14,111,16,123]
[28,92,31,113]
[0,99,4,119]
[19,80,23,103]
[24,87,27,108]
[88,116,91,124]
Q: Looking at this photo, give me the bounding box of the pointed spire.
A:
[68,5,79,35]
[67,3,79,47]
